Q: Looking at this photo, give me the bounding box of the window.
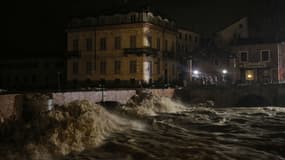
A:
[184,34,187,40]
[240,52,248,62]
[86,38,92,51]
[189,35,192,41]
[239,24,243,29]
[164,40,168,51]
[261,50,270,61]
[130,35,136,48]
[86,62,92,74]
[114,36,121,49]
[194,36,198,43]
[172,64,175,76]
[148,36,152,48]
[171,41,175,52]
[157,59,160,75]
[94,60,96,71]
[129,61,137,74]
[157,38,161,50]
[100,38,106,50]
[114,60,121,74]
[73,39,79,50]
[73,62,79,74]
[100,61,107,74]
[131,15,136,23]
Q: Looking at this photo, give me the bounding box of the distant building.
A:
[0,55,65,91]
[215,17,249,48]
[176,28,200,84]
[66,9,178,87]
[231,41,285,84]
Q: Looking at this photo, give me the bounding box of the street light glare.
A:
[222,69,228,74]
[193,70,199,75]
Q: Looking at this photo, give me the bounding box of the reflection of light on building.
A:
[246,70,254,81]
[143,26,151,47]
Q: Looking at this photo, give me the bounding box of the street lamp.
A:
[222,69,227,83]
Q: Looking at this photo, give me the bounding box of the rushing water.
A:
[64,106,285,160]
[1,94,285,160]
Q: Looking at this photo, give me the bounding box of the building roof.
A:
[66,3,177,31]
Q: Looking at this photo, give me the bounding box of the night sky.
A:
[3,0,284,56]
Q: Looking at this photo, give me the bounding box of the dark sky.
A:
[3,0,284,55]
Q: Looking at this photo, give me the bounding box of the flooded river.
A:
[1,94,285,160]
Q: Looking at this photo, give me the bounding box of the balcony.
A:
[65,50,81,58]
[124,48,160,56]
[163,51,176,59]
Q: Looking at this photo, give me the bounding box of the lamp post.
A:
[222,69,227,84]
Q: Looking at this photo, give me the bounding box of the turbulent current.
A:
[1,92,285,160]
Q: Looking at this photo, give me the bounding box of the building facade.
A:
[231,42,285,84]
[0,55,65,91]
[176,28,200,84]
[215,17,249,48]
[66,11,178,87]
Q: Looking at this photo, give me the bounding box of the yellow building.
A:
[66,11,178,87]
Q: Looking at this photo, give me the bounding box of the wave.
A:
[1,100,136,160]
[120,90,186,117]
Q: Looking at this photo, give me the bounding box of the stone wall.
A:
[0,89,175,122]
[52,90,137,106]
[0,94,23,123]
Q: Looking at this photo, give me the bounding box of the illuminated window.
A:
[240,52,248,62]
[245,70,254,81]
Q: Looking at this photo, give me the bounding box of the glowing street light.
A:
[222,69,228,74]
[222,69,227,83]
[193,70,199,75]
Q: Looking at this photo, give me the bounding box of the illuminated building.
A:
[66,9,178,87]
[232,42,285,84]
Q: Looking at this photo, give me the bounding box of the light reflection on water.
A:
[65,106,285,160]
